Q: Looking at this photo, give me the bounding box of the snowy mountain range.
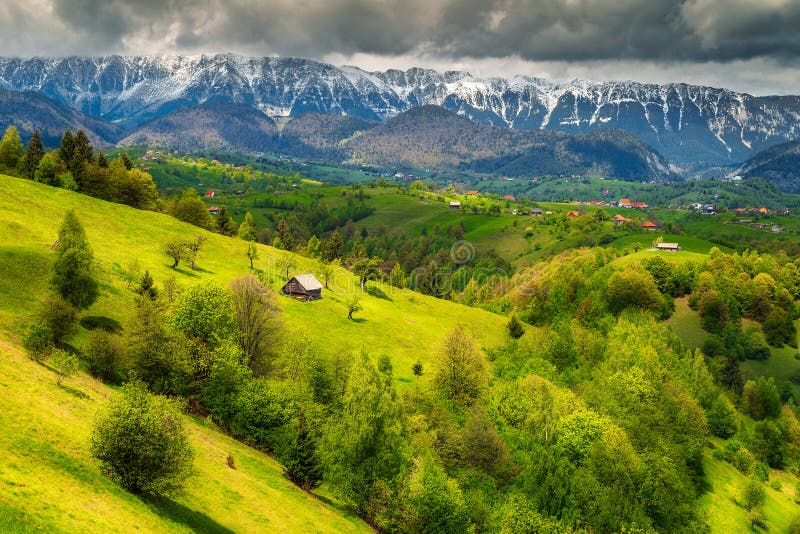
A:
[1,54,799,166]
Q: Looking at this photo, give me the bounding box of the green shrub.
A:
[83,329,126,383]
[23,321,53,360]
[50,348,79,385]
[90,382,193,496]
[35,293,77,347]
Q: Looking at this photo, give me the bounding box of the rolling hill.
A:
[0,172,511,531]
[118,103,280,153]
[0,90,123,147]
[343,105,673,180]
[739,139,800,193]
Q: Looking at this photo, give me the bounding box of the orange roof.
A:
[466,190,479,195]
[613,214,629,221]
[620,198,632,205]
[567,210,580,218]
[642,221,657,228]
[503,195,515,200]
[759,207,768,213]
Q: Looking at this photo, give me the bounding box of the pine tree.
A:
[59,130,75,169]
[216,206,232,235]
[507,314,525,339]
[22,129,44,180]
[0,125,23,171]
[120,152,133,170]
[275,218,292,249]
[96,150,109,168]
[137,270,158,300]
[51,210,99,310]
[283,409,323,491]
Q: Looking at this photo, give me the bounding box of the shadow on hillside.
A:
[168,266,199,278]
[366,286,392,301]
[80,316,123,333]
[58,383,89,399]
[192,266,216,275]
[140,495,234,534]
[350,317,367,324]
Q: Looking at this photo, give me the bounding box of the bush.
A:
[35,293,77,347]
[741,481,765,511]
[23,321,53,360]
[51,348,79,385]
[706,400,737,439]
[83,329,126,382]
[605,269,663,315]
[90,382,193,496]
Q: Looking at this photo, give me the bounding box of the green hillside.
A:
[0,174,508,531]
[0,336,368,533]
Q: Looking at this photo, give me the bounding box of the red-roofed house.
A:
[613,214,631,225]
[466,190,479,196]
[619,198,632,208]
[503,195,516,201]
[633,202,648,209]
[208,206,220,215]
[642,221,658,230]
[205,190,215,197]
[567,211,581,218]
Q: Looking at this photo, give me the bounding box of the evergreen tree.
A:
[275,218,292,249]
[216,206,232,235]
[59,129,75,169]
[120,152,133,170]
[507,313,525,339]
[96,150,109,168]
[22,129,44,180]
[0,125,23,171]
[283,409,323,491]
[73,129,94,164]
[137,270,158,300]
[51,210,99,310]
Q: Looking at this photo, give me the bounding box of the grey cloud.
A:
[6,0,800,63]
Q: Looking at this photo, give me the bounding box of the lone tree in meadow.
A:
[507,314,525,339]
[90,381,194,496]
[51,210,99,310]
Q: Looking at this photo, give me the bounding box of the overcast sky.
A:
[1,0,799,95]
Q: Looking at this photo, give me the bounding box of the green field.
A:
[0,173,513,531]
[0,336,370,533]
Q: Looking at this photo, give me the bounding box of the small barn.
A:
[657,242,681,252]
[449,201,462,209]
[281,274,323,301]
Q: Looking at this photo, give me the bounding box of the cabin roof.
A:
[289,274,323,291]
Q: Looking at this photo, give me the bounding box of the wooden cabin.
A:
[281,274,323,301]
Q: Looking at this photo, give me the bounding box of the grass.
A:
[698,449,799,533]
[0,337,370,533]
[0,175,507,384]
[667,297,708,350]
[0,172,508,531]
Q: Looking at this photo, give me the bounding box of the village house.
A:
[449,201,461,209]
[619,198,632,208]
[657,242,681,252]
[281,274,323,301]
[208,206,220,216]
[642,221,658,230]
[530,208,543,216]
[613,214,631,225]
[503,195,516,202]
[205,190,215,198]
[567,211,581,218]
[466,190,479,196]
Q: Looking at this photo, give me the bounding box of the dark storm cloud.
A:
[9,0,797,63]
